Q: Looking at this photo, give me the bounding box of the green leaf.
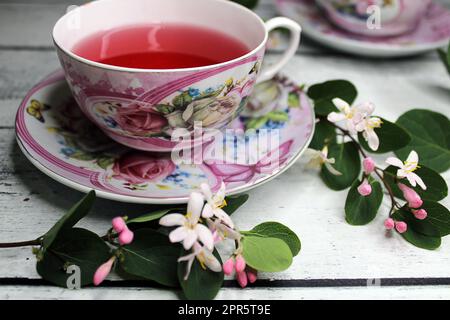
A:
[242,236,292,272]
[96,157,115,170]
[42,191,96,250]
[242,222,301,256]
[392,210,441,250]
[266,110,289,122]
[70,152,96,161]
[178,249,223,300]
[308,80,357,103]
[223,194,249,215]
[358,118,411,153]
[155,104,175,114]
[37,228,111,287]
[395,110,450,172]
[246,116,268,130]
[421,201,450,237]
[345,178,383,226]
[288,92,300,108]
[313,100,339,116]
[120,229,180,287]
[320,142,361,191]
[308,80,357,116]
[384,165,448,202]
[172,92,193,109]
[309,119,336,150]
[126,209,174,224]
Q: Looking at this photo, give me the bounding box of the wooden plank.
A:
[1,284,450,300]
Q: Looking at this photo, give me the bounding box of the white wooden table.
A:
[0,0,449,300]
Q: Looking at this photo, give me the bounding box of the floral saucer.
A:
[15,71,315,204]
[275,0,450,58]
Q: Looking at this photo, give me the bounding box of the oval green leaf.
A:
[37,228,111,287]
[120,229,180,287]
[345,178,383,226]
[243,222,301,256]
[320,142,361,191]
[395,109,450,172]
[392,209,441,250]
[307,80,357,116]
[309,119,337,150]
[242,236,293,272]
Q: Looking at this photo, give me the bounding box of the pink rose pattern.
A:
[112,152,176,184]
[115,104,168,136]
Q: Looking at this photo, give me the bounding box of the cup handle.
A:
[257,17,302,84]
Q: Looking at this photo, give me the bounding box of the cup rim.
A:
[52,0,268,73]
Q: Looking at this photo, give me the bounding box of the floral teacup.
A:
[315,0,432,37]
[52,0,301,152]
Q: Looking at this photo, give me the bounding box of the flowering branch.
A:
[306,79,450,250]
[0,183,300,300]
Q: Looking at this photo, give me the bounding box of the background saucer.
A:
[16,71,315,204]
[275,0,450,58]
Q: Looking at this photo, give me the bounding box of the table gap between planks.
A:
[0,0,449,299]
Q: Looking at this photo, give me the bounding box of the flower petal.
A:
[366,129,379,151]
[332,98,350,110]
[324,162,342,176]
[195,224,214,251]
[327,112,346,123]
[159,214,186,227]
[409,172,427,190]
[214,208,234,229]
[187,192,204,223]
[182,230,198,250]
[406,150,419,165]
[169,226,188,243]
[216,182,226,202]
[200,183,213,203]
[203,250,222,272]
[386,157,403,169]
[406,173,417,187]
[202,203,214,218]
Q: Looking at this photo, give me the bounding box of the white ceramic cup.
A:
[52,0,302,152]
[315,0,431,37]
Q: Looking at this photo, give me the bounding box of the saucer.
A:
[15,71,315,204]
[275,0,450,58]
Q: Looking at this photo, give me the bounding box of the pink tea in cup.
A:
[72,23,250,69]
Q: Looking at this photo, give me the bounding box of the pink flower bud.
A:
[395,221,408,234]
[363,157,375,174]
[398,183,423,208]
[93,256,115,286]
[223,258,235,276]
[357,179,372,197]
[118,229,134,245]
[384,218,395,230]
[236,271,248,288]
[412,209,428,220]
[112,217,126,233]
[235,255,246,273]
[246,269,258,284]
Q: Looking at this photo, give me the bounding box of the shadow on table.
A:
[10,140,165,223]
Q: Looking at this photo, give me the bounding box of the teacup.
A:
[52,0,301,152]
[315,0,431,37]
